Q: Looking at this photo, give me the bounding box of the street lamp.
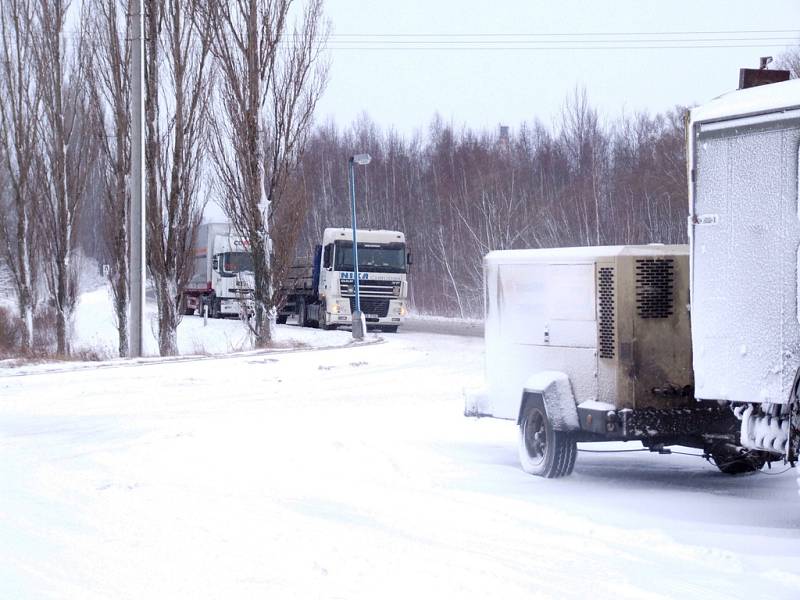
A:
[348,153,371,339]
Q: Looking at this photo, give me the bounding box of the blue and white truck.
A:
[278,228,410,332]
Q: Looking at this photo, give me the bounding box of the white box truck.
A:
[183,223,255,318]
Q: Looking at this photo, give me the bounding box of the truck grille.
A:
[598,267,615,359]
[339,279,400,298]
[349,297,390,317]
[635,258,674,319]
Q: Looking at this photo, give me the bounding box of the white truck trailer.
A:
[467,77,800,481]
[278,228,410,332]
[183,222,255,318]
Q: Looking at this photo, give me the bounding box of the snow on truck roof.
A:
[322,228,405,243]
[689,78,800,125]
[485,244,688,265]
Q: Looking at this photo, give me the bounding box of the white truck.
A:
[277,228,410,332]
[183,222,255,318]
[467,76,800,482]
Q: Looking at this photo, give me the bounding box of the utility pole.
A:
[129,0,145,357]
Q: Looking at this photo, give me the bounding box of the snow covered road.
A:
[1,330,799,599]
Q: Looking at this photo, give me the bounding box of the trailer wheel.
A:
[180,295,195,316]
[710,447,767,475]
[518,396,577,478]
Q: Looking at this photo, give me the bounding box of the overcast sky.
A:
[315,0,800,135]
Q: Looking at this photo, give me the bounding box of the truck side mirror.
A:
[212,257,219,271]
[407,252,413,266]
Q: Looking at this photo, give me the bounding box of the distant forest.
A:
[296,92,688,317]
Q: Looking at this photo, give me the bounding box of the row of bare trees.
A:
[0,0,329,357]
[297,95,689,317]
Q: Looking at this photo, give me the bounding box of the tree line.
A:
[297,95,688,317]
[0,3,796,358]
[0,0,328,357]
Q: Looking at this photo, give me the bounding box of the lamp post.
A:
[348,153,371,339]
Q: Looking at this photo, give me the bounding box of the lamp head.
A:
[350,153,371,166]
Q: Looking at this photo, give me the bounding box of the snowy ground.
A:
[1,320,799,598]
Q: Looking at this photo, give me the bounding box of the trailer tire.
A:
[180,295,194,316]
[518,395,577,478]
[710,447,767,475]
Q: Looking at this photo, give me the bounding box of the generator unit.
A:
[467,244,751,478]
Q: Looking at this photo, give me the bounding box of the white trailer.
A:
[278,228,410,332]
[467,76,800,482]
[688,78,800,464]
[183,223,255,318]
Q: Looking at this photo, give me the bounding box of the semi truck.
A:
[278,228,410,332]
[466,75,800,483]
[183,222,255,318]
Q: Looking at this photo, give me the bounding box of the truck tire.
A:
[518,397,577,478]
[297,299,307,327]
[276,314,288,325]
[210,297,221,319]
[710,446,767,475]
[318,312,336,331]
[180,295,194,316]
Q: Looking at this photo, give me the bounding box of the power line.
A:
[326,29,800,37]
[322,37,798,45]
[313,44,796,51]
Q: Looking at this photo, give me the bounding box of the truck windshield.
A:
[220,252,254,275]
[334,241,406,273]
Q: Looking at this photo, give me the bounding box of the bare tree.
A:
[0,0,39,352]
[32,0,94,356]
[144,0,211,356]
[207,0,329,347]
[84,0,131,357]
[777,47,800,78]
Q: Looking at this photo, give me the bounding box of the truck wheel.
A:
[210,298,221,319]
[297,299,307,327]
[518,397,577,478]
[318,312,336,331]
[276,314,288,325]
[710,447,767,475]
[180,295,194,316]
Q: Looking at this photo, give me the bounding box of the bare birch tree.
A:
[206,0,329,347]
[144,0,211,356]
[0,0,39,352]
[32,0,94,356]
[84,0,131,357]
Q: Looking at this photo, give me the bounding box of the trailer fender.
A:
[518,371,580,432]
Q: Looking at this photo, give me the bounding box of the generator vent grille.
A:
[598,266,615,359]
[636,258,674,319]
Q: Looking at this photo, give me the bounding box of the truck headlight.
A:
[330,302,340,314]
[398,305,407,316]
